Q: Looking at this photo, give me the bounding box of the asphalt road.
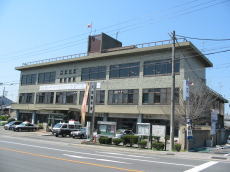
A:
[0,128,229,172]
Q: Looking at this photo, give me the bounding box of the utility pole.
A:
[1,86,5,115]
[170,30,176,151]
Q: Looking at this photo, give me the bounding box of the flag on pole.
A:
[87,24,92,28]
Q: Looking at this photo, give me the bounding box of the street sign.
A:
[186,119,193,139]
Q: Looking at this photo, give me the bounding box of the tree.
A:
[175,83,219,126]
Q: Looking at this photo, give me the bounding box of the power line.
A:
[1,0,227,61]
[176,34,230,41]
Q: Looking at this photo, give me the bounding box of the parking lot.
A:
[0,126,85,144]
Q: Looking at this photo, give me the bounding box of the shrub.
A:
[122,135,139,147]
[138,140,147,149]
[7,118,15,123]
[174,143,181,152]
[0,115,9,121]
[152,142,164,151]
[0,121,8,126]
[38,123,44,129]
[112,138,122,145]
[99,136,112,144]
[153,136,160,142]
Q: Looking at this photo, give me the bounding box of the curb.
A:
[211,156,228,160]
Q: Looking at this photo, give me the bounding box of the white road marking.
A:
[184,161,218,172]
[63,154,131,164]
[0,140,194,167]
[224,153,230,157]
[95,151,158,159]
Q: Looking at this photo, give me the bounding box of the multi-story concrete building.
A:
[12,33,227,134]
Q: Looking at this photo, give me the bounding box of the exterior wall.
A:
[15,48,188,117]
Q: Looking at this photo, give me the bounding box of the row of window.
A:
[21,59,180,85]
[60,77,76,83]
[60,69,77,75]
[19,88,179,105]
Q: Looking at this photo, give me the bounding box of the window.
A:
[38,72,56,84]
[73,69,76,74]
[81,66,106,81]
[68,77,71,82]
[73,77,76,82]
[19,93,34,104]
[108,89,139,105]
[60,71,63,75]
[69,69,72,74]
[79,90,104,105]
[64,78,67,83]
[65,70,68,74]
[56,92,77,104]
[26,93,34,103]
[21,74,37,85]
[144,59,180,76]
[60,78,63,83]
[66,92,77,104]
[109,62,140,79]
[142,88,179,105]
[96,90,105,104]
[36,92,54,104]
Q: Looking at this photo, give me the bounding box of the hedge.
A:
[122,135,139,147]
[152,142,164,151]
[99,136,112,144]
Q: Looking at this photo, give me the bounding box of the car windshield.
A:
[53,123,62,128]
[8,121,15,125]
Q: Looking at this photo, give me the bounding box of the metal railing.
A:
[20,38,187,67]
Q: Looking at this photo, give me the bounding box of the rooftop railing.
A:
[20,38,187,67]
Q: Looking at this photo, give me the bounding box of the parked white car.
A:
[71,127,87,139]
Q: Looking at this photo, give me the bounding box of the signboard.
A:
[97,121,116,137]
[137,123,150,136]
[88,82,97,114]
[186,119,193,139]
[40,82,101,91]
[183,80,190,101]
[210,109,218,135]
[152,125,166,137]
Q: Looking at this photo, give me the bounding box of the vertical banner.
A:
[81,83,90,126]
[183,80,190,101]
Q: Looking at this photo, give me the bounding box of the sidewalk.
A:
[72,142,230,161]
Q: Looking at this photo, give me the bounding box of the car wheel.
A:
[80,134,84,139]
[55,133,59,137]
[18,128,22,132]
[72,135,76,139]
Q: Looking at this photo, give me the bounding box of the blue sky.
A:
[0,0,230,113]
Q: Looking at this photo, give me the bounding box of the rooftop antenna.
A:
[115,31,119,40]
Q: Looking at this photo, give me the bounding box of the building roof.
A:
[207,87,228,103]
[0,96,14,106]
[15,40,213,70]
